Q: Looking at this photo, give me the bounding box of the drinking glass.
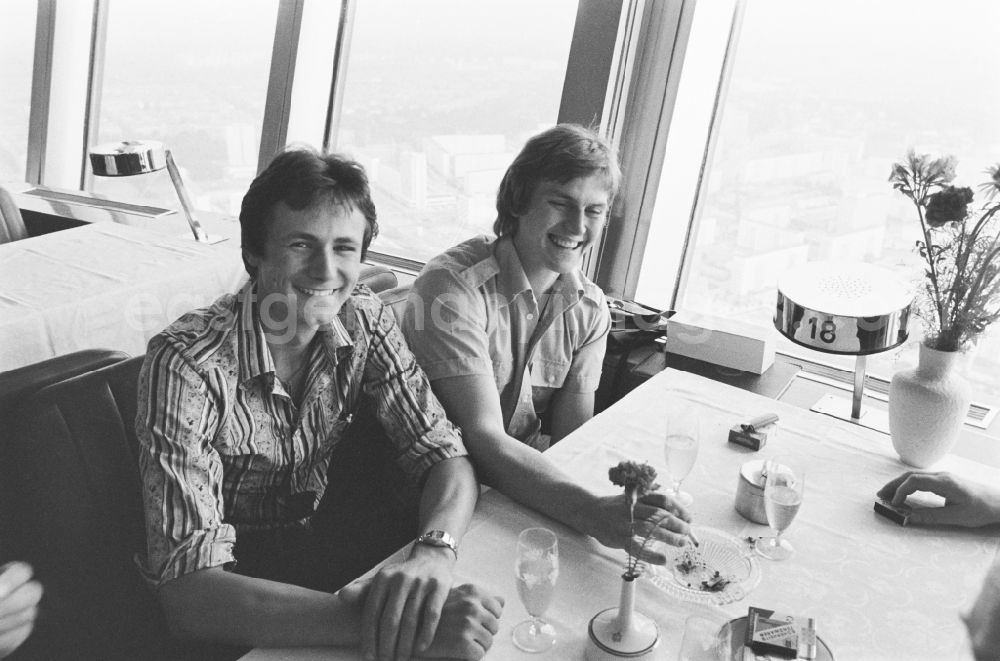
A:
[756,455,805,561]
[678,615,731,660]
[663,404,700,506]
[513,527,559,652]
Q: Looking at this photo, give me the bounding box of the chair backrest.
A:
[358,264,398,294]
[2,356,236,660]
[378,284,411,324]
[0,349,130,565]
[0,349,130,417]
[0,184,28,244]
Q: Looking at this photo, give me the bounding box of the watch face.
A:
[418,530,457,554]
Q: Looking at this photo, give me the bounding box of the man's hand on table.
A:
[584,492,693,564]
[0,562,43,659]
[359,546,460,660]
[878,471,1000,528]
[419,584,503,660]
[345,571,503,661]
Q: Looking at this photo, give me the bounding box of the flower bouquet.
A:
[887,152,1000,466]
[888,151,1000,351]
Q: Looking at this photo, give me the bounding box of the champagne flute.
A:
[663,404,700,506]
[513,527,559,652]
[756,455,805,561]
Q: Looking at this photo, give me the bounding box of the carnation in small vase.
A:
[585,461,664,660]
[608,460,665,579]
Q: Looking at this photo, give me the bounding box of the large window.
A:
[0,1,37,181]
[335,0,578,263]
[92,0,279,216]
[636,0,1000,407]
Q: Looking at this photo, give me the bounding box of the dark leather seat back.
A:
[0,349,130,558]
[4,357,236,660]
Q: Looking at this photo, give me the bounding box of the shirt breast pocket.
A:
[530,358,570,391]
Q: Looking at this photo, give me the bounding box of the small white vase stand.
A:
[585,576,660,660]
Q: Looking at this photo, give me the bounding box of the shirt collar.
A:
[493,237,532,302]
[321,302,356,362]
[493,236,590,304]
[236,281,273,386]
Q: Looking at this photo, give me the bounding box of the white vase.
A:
[888,342,971,468]
[585,574,660,660]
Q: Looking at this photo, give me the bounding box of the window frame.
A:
[27,0,102,189]
[20,0,697,289]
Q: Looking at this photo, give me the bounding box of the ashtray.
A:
[648,527,761,605]
[719,616,834,660]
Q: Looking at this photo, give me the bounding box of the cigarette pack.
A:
[874,498,911,525]
[745,606,816,660]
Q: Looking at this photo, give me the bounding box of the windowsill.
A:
[602,341,999,454]
[778,368,1000,468]
[10,183,241,242]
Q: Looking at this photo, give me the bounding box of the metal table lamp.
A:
[89,140,219,243]
[775,262,912,431]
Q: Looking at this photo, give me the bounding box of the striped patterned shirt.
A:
[136,280,466,586]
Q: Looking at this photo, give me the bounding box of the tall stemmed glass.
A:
[663,404,700,507]
[513,527,559,652]
[757,455,805,561]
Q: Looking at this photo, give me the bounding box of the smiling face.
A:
[244,198,365,346]
[511,174,612,290]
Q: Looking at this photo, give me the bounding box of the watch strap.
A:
[415,529,458,558]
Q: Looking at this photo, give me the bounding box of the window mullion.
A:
[26,0,97,189]
[593,0,696,300]
[258,0,305,172]
[323,0,356,152]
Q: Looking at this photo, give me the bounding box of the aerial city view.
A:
[1,0,996,407]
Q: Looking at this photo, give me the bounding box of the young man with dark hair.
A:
[401,124,692,564]
[137,147,501,660]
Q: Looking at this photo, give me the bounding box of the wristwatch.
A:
[415,530,458,559]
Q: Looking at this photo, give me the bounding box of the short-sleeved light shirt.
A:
[401,235,610,449]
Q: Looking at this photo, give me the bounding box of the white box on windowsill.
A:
[665,311,775,375]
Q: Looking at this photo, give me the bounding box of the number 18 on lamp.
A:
[774,262,912,432]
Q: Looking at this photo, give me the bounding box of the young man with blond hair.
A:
[402,124,692,564]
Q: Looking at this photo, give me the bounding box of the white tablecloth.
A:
[0,223,246,370]
[243,368,1000,661]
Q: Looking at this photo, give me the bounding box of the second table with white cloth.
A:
[0,222,247,371]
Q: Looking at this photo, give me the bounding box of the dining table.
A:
[0,221,246,371]
[240,367,1000,661]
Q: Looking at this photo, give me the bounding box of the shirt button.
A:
[526,313,534,320]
